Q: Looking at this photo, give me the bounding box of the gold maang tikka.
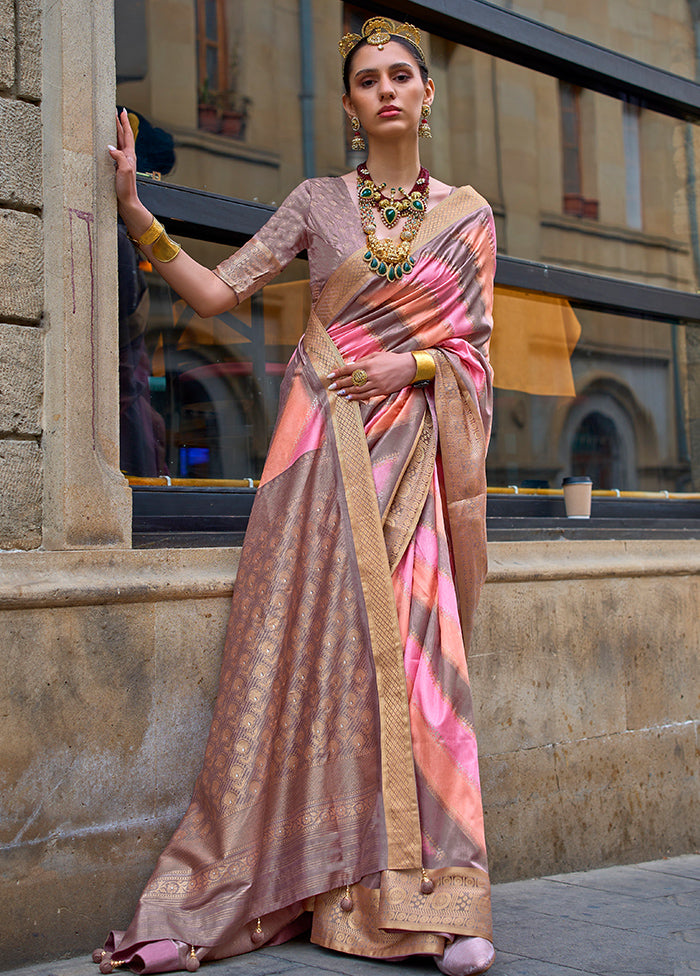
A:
[339,17,426,63]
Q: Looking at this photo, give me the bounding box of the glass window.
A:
[488,290,695,492]
[114,0,700,510]
[115,1,700,293]
[623,101,643,230]
[118,228,308,482]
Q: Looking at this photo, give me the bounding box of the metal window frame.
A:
[130,0,700,539]
[140,178,700,324]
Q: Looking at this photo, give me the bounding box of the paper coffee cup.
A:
[562,476,592,518]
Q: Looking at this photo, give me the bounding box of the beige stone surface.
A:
[552,724,698,868]
[0,439,41,548]
[0,584,231,966]
[17,0,41,100]
[471,577,629,754]
[0,323,43,435]
[0,0,14,90]
[480,743,562,882]
[480,725,698,883]
[0,543,240,608]
[0,209,42,322]
[41,0,132,548]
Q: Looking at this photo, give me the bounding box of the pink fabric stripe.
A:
[259,375,326,488]
[409,701,486,849]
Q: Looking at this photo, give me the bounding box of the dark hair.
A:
[343,36,430,95]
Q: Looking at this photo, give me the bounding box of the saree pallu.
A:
[104,188,495,974]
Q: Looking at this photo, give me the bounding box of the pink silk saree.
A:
[100,179,495,974]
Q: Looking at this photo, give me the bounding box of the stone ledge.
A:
[0,546,241,608]
[0,539,698,609]
[486,538,700,582]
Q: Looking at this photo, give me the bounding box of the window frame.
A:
[129,0,700,542]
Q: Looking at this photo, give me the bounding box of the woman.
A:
[100,16,496,976]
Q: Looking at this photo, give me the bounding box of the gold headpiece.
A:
[339,17,425,65]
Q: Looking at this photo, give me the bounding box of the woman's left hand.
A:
[327,352,417,400]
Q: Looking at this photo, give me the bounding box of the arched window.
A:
[571,411,622,490]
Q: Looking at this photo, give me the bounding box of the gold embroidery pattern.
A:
[383,409,436,573]
[138,448,385,920]
[311,867,492,957]
[304,312,422,870]
[213,238,282,303]
[414,186,489,251]
[432,352,488,653]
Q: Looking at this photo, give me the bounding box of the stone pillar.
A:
[42,0,132,548]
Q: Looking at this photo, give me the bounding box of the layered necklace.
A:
[357,162,430,280]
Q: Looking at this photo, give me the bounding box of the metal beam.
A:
[496,256,700,323]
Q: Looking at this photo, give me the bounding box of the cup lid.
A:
[562,476,592,485]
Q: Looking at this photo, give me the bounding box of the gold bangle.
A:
[411,350,435,384]
[150,230,181,263]
[129,216,163,247]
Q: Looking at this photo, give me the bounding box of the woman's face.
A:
[343,41,433,144]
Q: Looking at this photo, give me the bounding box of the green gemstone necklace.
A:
[356,163,430,280]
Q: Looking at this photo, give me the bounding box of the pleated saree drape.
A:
[102,181,496,974]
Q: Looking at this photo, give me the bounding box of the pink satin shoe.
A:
[435,936,495,975]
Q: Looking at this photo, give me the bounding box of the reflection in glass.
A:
[484,0,696,77]
[115,0,700,293]
[118,237,309,482]
[117,244,700,494]
[488,294,695,493]
[113,0,700,493]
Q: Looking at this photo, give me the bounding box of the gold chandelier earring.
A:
[418,104,432,139]
[350,116,366,151]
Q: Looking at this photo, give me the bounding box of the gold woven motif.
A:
[138,445,386,927]
[383,409,436,573]
[311,867,492,957]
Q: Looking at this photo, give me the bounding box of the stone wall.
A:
[0,0,43,549]
[0,540,697,969]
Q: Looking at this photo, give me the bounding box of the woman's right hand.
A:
[108,108,153,237]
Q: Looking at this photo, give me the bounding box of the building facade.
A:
[0,0,698,967]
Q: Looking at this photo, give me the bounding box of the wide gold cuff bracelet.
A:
[151,230,181,263]
[411,350,435,385]
[130,216,163,247]
[129,217,181,263]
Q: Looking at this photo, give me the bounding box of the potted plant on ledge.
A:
[197,79,219,133]
[218,93,251,139]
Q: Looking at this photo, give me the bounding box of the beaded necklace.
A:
[356,163,430,280]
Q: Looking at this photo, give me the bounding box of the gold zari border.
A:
[310,866,492,958]
[303,310,422,870]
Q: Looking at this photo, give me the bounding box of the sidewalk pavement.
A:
[6,855,699,976]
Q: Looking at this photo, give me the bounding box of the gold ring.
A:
[351,368,368,386]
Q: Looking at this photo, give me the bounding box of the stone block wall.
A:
[0,0,44,549]
[0,541,697,968]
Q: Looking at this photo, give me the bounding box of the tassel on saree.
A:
[420,867,435,895]
[340,884,354,911]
